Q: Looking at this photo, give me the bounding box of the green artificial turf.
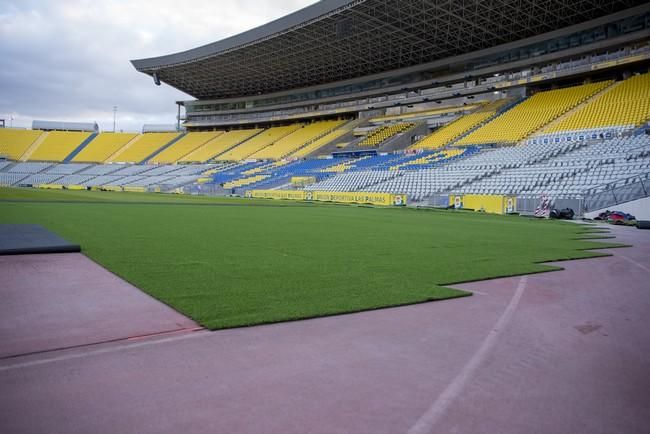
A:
[0,187,618,329]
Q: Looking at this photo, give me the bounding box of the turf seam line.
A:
[0,330,212,372]
[407,276,528,434]
[0,327,203,363]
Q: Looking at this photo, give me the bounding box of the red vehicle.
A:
[607,211,637,225]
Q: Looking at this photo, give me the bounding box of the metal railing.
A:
[516,196,584,216]
[583,173,650,213]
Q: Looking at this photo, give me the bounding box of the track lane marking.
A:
[407,276,528,434]
[617,253,650,274]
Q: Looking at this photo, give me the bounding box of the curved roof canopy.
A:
[132,0,647,100]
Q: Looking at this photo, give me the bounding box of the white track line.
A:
[617,253,650,274]
[407,276,528,434]
[0,330,211,372]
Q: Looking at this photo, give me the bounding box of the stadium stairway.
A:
[381,122,428,152]
[63,133,98,163]
[140,132,187,164]
[290,119,359,158]
[335,122,419,154]
[19,131,49,161]
[306,119,365,157]
[279,121,348,159]
[358,123,417,149]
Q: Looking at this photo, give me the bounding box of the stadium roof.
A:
[132,0,648,100]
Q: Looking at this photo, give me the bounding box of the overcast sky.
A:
[0,0,318,132]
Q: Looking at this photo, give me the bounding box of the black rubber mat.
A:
[0,224,80,255]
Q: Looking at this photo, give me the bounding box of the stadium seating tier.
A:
[411,100,510,150]
[179,129,262,163]
[72,132,138,163]
[457,81,612,145]
[150,131,223,164]
[358,123,415,147]
[28,131,92,162]
[0,129,43,160]
[109,132,181,163]
[249,120,345,160]
[546,73,650,133]
[216,125,302,161]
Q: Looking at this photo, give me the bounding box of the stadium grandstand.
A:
[3,3,650,433]
[0,0,648,216]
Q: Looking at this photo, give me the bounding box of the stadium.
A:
[1,0,649,433]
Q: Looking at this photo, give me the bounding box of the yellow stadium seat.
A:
[358,123,415,147]
[411,100,509,150]
[249,120,345,160]
[217,125,302,161]
[72,132,138,163]
[390,149,464,170]
[457,81,612,145]
[109,132,181,163]
[150,131,223,164]
[28,131,93,162]
[179,129,262,163]
[321,156,371,173]
[222,175,269,189]
[290,119,361,158]
[546,73,650,132]
[0,129,44,160]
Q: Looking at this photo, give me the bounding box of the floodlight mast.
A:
[176,102,181,131]
[113,106,117,133]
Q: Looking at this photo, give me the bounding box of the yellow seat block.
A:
[29,131,92,162]
[0,129,43,160]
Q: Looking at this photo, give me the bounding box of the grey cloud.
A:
[0,0,317,131]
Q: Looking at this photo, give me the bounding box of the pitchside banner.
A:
[310,191,406,206]
[247,190,407,206]
[247,190,308,200]
[449,194,517,215]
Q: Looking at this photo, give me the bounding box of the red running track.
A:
[0,224,649,434]
[0,253,198,359]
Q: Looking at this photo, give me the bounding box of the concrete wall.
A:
[584,196,650,220]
